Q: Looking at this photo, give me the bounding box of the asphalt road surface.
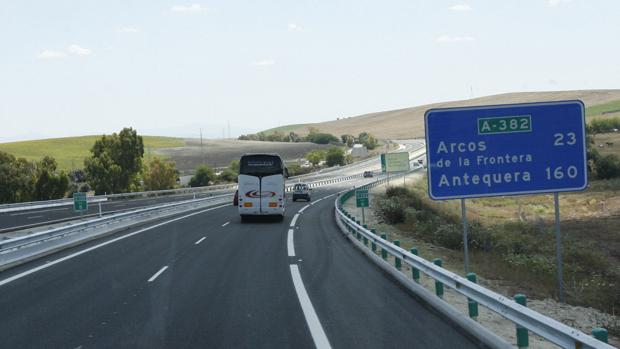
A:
[0,180,480,349]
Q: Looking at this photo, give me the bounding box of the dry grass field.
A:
[269,89,620,139]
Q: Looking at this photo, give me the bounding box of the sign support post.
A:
[461,198,470,273]
[554,192,565,303]
[362,207,365,225]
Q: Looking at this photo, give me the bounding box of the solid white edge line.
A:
[222,221,230,227]
[148,266,168,282]
[287,229,295,257]
[195,237,206,245]
[0,204,229,287]
[290,214,299,227]
[289,265,332,349]
[299,204,310,213]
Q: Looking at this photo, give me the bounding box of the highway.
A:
[0,140,424,235]
[0,181,481,348]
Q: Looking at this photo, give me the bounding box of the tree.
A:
[358,132,378,150]
[218,169,237,183]
[85,127,144,194]
[596,154,620,180]
[0,151,40,203]
[341,134,355,147]
[288,132,301,143]
[189,165,216,187]
[34,156,69,200]
[305,150,325,166]
[143,158,178,191]
[325,147,346,167]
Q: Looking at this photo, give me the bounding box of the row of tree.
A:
[340,132,378,150]
[238,128,340,145]
[305,147,348,167]
[0,128,243,204]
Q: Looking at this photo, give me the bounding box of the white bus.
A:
[237,153,287,221]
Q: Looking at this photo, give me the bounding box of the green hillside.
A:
[586,99,620,117]
[0,135,184,171]
[260,124,310,135]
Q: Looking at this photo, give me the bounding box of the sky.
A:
[1,0,619,142]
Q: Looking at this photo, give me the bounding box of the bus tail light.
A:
[244,202,253,207]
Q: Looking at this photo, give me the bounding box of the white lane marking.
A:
[221,221,230,227]
[10,207,69,216]
[289,265,332,349]
[287,229,295,257]
[299,204,310,213]
[0,204,229,287]
[195,237,206,245]
[26,215,44,219]
[290,214,299,227]
[148,266,169,282]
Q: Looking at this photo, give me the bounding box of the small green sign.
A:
[356,189,369,208]
[73,192,88,212]
[380,154,386,173]
[478,115,532,135]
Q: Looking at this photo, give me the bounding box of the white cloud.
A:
[449,4,472,11]
[288,23,303,32]
[251,59,275,67]
[119,27,139,33]
[436,35,476,43]
[67,44,92,56]
[171,4,208,13]
[547,0,571,7]
[38,50,67,59]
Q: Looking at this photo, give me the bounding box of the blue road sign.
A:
[424,100,587,200]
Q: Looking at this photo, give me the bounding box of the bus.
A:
[237,153,287,221]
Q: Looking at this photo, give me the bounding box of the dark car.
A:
[292,183,311,202]
[363,171,374,178]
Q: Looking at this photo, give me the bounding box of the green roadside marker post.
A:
[73,192,88,217]
[514,294,529,348]
[433,258,444,298]
[381,234,388,260]
[466,272,479,320]
[410,248,420,282]
[362,224,368,247]
[393,240,401,270]
[592,328,608,343]
[355,189,369,225]
[371,229,377,252]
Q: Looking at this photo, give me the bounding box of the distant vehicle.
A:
[292,183,311,202]
[237,153,287,221]
[363,171,374,178]
[233,190,239,206]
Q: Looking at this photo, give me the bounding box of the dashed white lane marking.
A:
[148,266,169,282]
[287,229,296,257]
[195,237,206,245]
[289,265,332,349]
[222,221,230,227]
[290,214,299,227]
[26,215,44,219]
[0,204,229,287]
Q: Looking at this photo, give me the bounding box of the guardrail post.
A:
[393,240,401,270]
[592,328,608,344]
[381,234,388,260]
[362,225,369,247]
[466,272,479,320]
[514,294,529,348]
[433,258,444,298]
[355,220,361,240]
[410,247,420,283]
[371,229,377,253]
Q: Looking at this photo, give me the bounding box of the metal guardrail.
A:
[334,176,613,349]
[0,184,238,214]
[0,194,231,254]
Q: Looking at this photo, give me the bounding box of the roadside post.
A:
[425,100,587,302]
[355,189,369,225]
[73,192,88,218]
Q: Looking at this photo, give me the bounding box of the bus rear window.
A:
[240,155,283,176]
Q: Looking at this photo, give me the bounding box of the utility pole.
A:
[227,120,231,139]
[200,128,205,165]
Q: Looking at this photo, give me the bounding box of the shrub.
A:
[596,154,620,179]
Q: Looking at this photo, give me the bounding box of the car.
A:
[292,183,311,202]
[363,171,374,178]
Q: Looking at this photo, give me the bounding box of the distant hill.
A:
[265,90,620,139]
